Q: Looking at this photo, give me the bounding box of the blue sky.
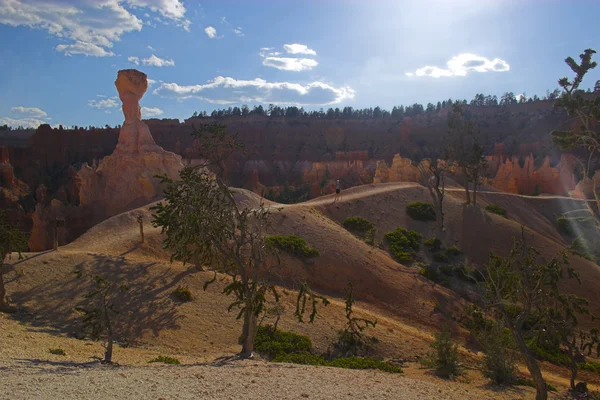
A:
[0,0,599,129]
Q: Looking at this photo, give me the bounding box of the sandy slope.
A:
[2,182,600,399]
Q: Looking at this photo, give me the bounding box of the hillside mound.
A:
[3,183,599,356]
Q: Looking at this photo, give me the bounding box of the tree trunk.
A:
[462,168,471,204]
[240,307,257,358]
[103,302,113,363]
[511,326,547,400]
[0,269,7,312]
[472,173,478,205]
[570,360,577,390]
[567,348,578,390]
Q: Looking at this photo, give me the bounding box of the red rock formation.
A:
[28,69,184,251]
[490,154,576,195]
[0,145,16,189]
[77,69,183,219]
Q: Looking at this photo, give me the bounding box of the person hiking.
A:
[334,179,342,201]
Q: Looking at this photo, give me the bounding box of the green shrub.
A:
[433,251,449,263]
[439,264,454,275]
[421,325,461,378]
[49,348,66,356]
[342,217,375,233]
[148,355,181,364]
[557,216,570,235]
[526,338,571,367]
[479,324,518,384]
[515,379,557,392]
[485,204,507,218]
[265,235,320,258]
[406,202,436,222]
[580,361,600,373]
[273,353,402,373]
[171,286,192,302]
[364,227,377,246]
[570,237,598,263]
[557,215,598,236]
[419,265,442,283]
[253,325,312,360]
[445,246,462,256]
[385,228,422,263]
[424,237,442,252]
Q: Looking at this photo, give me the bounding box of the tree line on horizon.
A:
[190,82,600,120]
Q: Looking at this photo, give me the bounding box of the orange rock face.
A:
[489,154,576,195]
[374,154,420,184]
[77,69,183,219]
[29,69,185,251]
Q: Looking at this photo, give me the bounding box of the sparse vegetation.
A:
[472,227,598,398]
[485,204,507,217]
[148,355,181,365]
[420,325,461,378]
[49,348,66,356]
[334,282,377,356]
[424,237,442,251]
[479,323,518,384]
[152,123,328,358]
[342,216,375,234]
[557,215,598,236]
[0,210,28,313]
[551,48,600,222]
[265,235,320,258]
[406,202,436,222]
[253,325,312,360]
[75,274,130,364]
[580,361,600,374]
[384,228,422,263]
[171,286,192,302]
[419,265,443,284]
[432,252,449,263]
[445,246,462,256]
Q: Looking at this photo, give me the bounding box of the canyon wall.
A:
[1,96,596,250]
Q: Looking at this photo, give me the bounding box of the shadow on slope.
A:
[9,254,185,345]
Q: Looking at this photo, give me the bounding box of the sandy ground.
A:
[1,356,565,400]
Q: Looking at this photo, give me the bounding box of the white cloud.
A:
[515,93,528,102]
[0,0,190,57]
[0,0,142,57]
[153,76,355,106]
[147,45,154,50]
[233,27,243,36]
[220,16,228,25]
[405,53,510,78]
[262,57,318,72]
[128,56,140,65]
[11,106,47,118]
[147,78,157,86]
[0,117,47,128]
[142,54,175,67]
[56,41,115,57]
[88,98,119,108]
[204,25,217,39]
[125,0,190,30]
[141,106,164,117]
[283,43,316,56]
